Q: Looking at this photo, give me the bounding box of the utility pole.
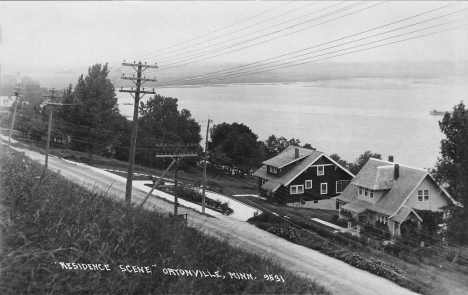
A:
[155,145,198,217]
[8,85,21,149]
[120,61,158,205]
[42,89,75,171]
[202,118,212,214]
[42,89,62,171]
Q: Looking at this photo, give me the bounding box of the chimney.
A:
[295,147,299,158]
[394,164,399,180]
[388,155,394,162]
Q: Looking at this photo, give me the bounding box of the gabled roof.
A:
[393,206,422,223]
[262,145,314,168]
[253,146,354,187]
[338,158,455,217]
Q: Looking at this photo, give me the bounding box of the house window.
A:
[320,183,328,195]
[317,165,324,176]
[358,187,363,196]
[370,191,374,199]
[378,214,388,224]
[269,166,278,174]
[417,189,430,202]
[290,185,304,194]
[305,180,312,189]
[364,189,368,197]
[336,180,351,193]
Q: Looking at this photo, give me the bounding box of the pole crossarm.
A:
[121,77,158,82]
[155,153,198,158]
[122,62,158,69]
[119,89,156,94]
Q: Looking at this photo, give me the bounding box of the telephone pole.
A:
[202,118,212,214]
[120,61,158,205]
[42,89,75,172]
[42,89,62,171]
[155,144,198,216]
[8,85,21,149]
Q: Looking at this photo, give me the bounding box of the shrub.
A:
[267,224,302,242]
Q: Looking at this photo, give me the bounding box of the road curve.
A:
[7,144,418,295]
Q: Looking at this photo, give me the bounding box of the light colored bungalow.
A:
[337,158,456,237]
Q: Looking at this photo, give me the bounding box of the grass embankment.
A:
[0,149,329,294]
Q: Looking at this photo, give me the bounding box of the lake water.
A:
[120,76,468,169]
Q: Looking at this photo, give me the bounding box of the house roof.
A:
[338,158,454,217]
[341,199,371,214]
[262,145,314,168]
[393,205,423,223]
[253,146,354,188]
[261,180,281,193]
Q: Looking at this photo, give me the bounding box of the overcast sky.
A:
[1,1,467,81]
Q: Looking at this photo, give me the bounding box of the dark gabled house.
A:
[337,158,457,237]
[253,146,354,208]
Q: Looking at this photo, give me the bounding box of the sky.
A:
[1,1,467,85]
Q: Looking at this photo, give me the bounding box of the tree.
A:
[330,153,349,169]
[134,94,202,169]
[432,102,468,245]
[55,63,125,163]
[349,151,382,175]
[302,143,315,150]
[209,122,261,175]
[264,134,315,159]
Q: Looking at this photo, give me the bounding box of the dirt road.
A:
[6,144,418,295]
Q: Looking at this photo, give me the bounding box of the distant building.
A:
[0,96,13,114]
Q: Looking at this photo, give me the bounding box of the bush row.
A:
[249,212,428,294]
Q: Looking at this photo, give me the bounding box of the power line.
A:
[144,1,374,72]
[148,4,461,87]
[153,21,468,89]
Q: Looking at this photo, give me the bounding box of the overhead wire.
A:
[152,20,468,88]
[148,4,461,87]
[143,1,374,72]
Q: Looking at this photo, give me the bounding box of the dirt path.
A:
[6,143,418,295]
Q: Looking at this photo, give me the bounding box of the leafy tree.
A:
[349,151,382,175]
[264,135,315,158]
[209,122,261,175]
[56,63,126,163]
[134,94,202,169]
[302,143,315,150]
[432,102,468,245]
[330,153,349,169]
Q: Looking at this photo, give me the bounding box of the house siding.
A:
[404,177,448,211]
[285,156,352,200]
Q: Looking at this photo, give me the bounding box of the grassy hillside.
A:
[0,148,329,294]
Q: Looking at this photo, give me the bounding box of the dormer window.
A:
[317,165,324,176]
[268,166,278,174]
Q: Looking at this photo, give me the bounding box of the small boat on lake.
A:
[430,109,448,116]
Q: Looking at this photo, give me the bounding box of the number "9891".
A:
[263,274,285,283]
